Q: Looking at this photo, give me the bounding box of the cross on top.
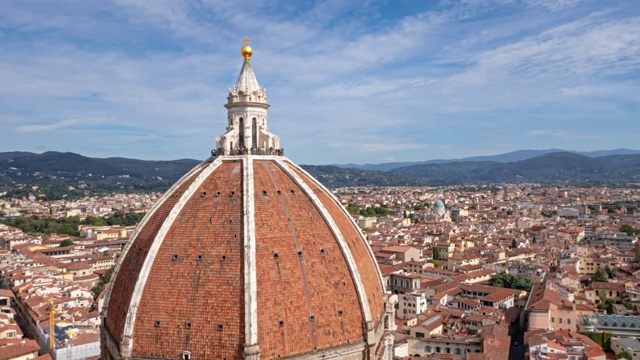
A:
[243,36,250,46]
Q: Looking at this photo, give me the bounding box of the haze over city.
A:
[1,0,639,165]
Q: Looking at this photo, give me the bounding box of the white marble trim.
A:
[243,157,259,346]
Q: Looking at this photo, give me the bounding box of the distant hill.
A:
[0,151,201,193]
[0,151,37,161]
[335,148,640,171]
[307,152,640,187]
[1,150,640,195]
[389,152,640,185]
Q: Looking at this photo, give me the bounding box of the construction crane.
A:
[49,299,55,356]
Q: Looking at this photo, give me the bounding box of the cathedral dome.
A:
[433,200,444,209]
[101,41,393,360]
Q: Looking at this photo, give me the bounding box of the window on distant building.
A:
[559,318,563,324]
[567,319,571,324]
[551,317,555,323]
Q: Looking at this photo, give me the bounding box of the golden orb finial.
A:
[241,36,253,60]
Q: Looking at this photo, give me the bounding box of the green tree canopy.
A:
[103,265,115,284]
[59,239,74,247]
[2,211,146,237]
[617,350,632,360]
[619,224,636,236]
[344,203,390,217]
[346,204,360,215]
[91,285,103,298]
[593,267,608,282]
[359,205,390,217]
[489,271,535,291]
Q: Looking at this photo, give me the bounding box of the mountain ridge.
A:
[1,150,640,194]
[333,148,640,171]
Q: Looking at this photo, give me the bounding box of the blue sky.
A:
[1,0,639,165]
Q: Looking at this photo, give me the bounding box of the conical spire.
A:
[215,38,279,156]
[227,37,267,104]
[234,60,261,96]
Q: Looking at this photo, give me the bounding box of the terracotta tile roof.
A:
[0,339,40,360]
[104,158,388,359]
[592,281,625,292]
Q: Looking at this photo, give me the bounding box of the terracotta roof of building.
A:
[592,281,625,291]
[0,339,40,360]
[0,289,15,298]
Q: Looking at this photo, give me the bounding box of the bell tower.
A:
[215,37,280,155]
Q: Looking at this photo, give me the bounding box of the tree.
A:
[59,239,74,247]
[617,350,632,360]
[511,239,517,249]
[346,204,360,215]
[432,247,440,261]
[91,285,103,298]
[489,271,535,291]
[593,267,608,282]
[103,265,115,284]
[619,224,635,236]
[597,290,607,304]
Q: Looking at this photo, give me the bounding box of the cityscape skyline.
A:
[1,0,639,165]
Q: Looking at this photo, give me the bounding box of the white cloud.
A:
[16,118,103,133]
[526,129,598,140]
[449,14,640,87]
[314,78,438,98]
[526,129,549,136]
[526,0,582,12]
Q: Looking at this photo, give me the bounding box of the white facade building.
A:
[398,292,428,319]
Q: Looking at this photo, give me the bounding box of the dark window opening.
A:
[252,118,257,149]
[239,118,245,148]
